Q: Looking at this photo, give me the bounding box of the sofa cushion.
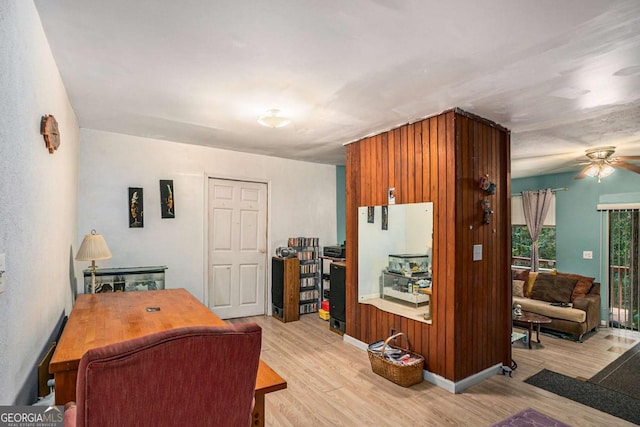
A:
[530,273,577,303]
[513,296,587,323]
[512,280,525,298]
[557,272,595,301]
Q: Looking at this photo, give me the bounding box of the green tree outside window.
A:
[512,226,556,269]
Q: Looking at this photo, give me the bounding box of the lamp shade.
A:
[75,230,112,261]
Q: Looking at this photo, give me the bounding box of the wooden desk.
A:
[50,289,286,426]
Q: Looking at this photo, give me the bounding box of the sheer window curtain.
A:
[522,188,554,271]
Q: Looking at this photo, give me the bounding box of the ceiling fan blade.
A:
[615,155,640,161]
[574,165,591,180]
[612,160,640,174]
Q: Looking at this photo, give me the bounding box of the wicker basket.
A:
[367,332,424,387]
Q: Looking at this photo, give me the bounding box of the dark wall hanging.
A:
[481,198,493,224]
[129,187,144,228]
[160,180,175,218]
[382,206,388,230]
[367,206,374,223]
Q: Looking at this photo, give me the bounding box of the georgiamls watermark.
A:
[0,406,63,427]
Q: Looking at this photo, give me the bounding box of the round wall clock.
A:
[41,114,60,154]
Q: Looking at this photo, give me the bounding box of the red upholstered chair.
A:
[63,323,262,427]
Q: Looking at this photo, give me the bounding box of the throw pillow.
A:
[512,269,529,283]
[557,272,595,301]
[525,271,539,297]
[512,280,525,298]
[530,273,577,303]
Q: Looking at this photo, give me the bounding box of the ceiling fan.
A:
[575,146,640,182]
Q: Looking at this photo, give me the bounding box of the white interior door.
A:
[208,178,267,319]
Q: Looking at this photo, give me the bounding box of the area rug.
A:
[491,408,570,427]
[525,369,640,425]
[589,340,640,400]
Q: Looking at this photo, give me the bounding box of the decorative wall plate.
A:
[41,114,60,154]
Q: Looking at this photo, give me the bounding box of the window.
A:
[511,194,556,270]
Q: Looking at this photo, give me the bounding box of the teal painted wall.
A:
[336,166,346,245]
[512,169,640,322]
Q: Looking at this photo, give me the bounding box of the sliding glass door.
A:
[608,209,639,330]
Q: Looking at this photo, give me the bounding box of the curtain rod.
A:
[511,187,568,197]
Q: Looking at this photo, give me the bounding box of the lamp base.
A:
[90,261,97,293]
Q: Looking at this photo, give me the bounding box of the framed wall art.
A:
[382,205,388,230]
[367,206,374,223]
[160,180,175,218]
[129,187,144,228]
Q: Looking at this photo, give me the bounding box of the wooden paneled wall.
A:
[345,109,511,382]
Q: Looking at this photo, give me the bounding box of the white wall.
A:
[357,203,433,299]
[0,2,79,404]
[77,129,337,303]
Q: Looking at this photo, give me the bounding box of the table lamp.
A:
[75,229,112,293]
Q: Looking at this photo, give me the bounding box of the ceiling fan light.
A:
[257,109,291,128]
[599,164,615,178]
[584,165,599,177]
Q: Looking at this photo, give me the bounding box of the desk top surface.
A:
[50,288,286,394]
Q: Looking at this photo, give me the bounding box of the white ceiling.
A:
[34,0,640,178]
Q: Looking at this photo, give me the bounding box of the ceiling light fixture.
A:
[584,162,615,183]
[257,109,291,128]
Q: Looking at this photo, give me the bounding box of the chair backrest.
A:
[73,323,262,427]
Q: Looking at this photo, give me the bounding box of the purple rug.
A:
[491,408,571,427]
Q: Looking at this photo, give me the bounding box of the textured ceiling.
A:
[34,0,640,178]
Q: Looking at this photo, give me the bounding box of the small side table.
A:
[513,311,552,349]
[418,288,433,321]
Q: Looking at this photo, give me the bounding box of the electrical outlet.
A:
[583,251,593,260]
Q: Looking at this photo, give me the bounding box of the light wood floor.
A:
[230,314,640,427]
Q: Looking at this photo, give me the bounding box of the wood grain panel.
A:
[407,123,416,203]
[394,128,402,204]
[388,130,395,194]
[376,135,384,206]
[381,133,389,207]
[451,113,512,380]
[414,123,423,202]
[421,120,430,201]
[427,116,439,372]
[345,109,511,383]
[438,113,450,379]
[345,142,360,339]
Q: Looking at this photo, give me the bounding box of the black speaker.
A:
[330,263,346,330]
[272,257,284,312]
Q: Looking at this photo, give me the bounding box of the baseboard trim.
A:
[343,334,502,394]
[423,363,502,394]
[343,334,368,351]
